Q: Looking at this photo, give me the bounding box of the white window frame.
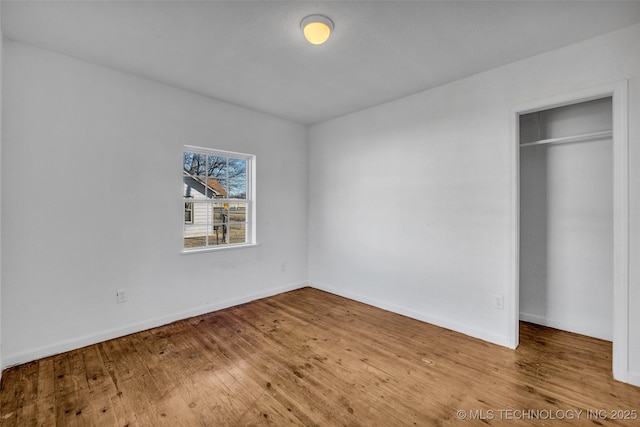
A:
[182,145,257,253]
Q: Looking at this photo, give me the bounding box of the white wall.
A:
[519,99,613,340]
[308,23,640,383]
[1,40,308,367]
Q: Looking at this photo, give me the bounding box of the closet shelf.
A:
[520,130,612,148]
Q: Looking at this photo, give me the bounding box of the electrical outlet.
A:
[280,262,287,272]
[116,289,127,304]
[494,295,504,310]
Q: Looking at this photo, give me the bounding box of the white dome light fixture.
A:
[301,14,334,45]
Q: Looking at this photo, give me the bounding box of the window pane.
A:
[207,156,227,179]
[183,176,192,198]
[229,224,247,244]
[209,223,226,246]
[184,209,207,248]
[228,158,247,180]
[228,179,246,199]
[212,203,229,223]
[228,203,247,222]
[184,203,193,224]
[184,152,206,176]
[183,176,208,200]
[207,179,227,199]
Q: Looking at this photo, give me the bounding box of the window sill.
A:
[181,243,260,254]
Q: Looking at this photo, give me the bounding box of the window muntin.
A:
[183,147,254,251]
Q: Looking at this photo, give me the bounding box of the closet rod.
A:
[519,130,612,148]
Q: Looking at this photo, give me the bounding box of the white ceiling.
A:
[3,1,640,125]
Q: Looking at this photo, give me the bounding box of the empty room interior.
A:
[1,0,640,425]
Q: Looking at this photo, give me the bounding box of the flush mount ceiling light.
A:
[301,14,334,45]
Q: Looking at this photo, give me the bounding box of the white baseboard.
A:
[519,312,548,325]
[519,312,612,341]
[308,281,511,348]
[2,281,308,369]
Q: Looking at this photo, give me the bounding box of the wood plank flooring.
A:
[1,287,639,426]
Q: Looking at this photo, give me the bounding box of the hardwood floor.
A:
[1,287,639,426]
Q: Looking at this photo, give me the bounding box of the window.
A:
[184,202,193,224]
[183,146,255,251]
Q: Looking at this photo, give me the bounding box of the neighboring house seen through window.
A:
[183,147,255,250]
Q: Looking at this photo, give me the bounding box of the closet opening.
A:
[510,82,629,383]
[519,97,613,342]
